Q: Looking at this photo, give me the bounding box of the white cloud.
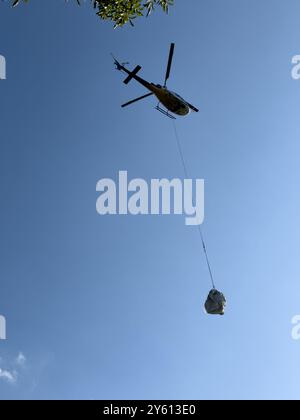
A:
[16,352,26,367]
[0,352,27,385]
[0,368,17,384]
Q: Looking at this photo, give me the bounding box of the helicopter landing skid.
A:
[155,105,176,120]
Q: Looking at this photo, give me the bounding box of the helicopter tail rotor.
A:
[111,54,129,71]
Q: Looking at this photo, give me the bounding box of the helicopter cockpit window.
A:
[171,91,185,101]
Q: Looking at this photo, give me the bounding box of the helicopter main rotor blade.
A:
[121,92,154,108]
[164,43,175,87]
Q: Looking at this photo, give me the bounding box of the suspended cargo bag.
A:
[205,289,226,316]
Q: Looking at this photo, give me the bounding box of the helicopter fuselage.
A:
[150,85,190,116]
[118,63,191,116]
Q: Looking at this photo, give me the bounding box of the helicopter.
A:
[113,43,199,119]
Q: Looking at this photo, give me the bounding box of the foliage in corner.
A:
[10,0,174,28]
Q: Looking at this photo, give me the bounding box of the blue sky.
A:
[0,0,300,400]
